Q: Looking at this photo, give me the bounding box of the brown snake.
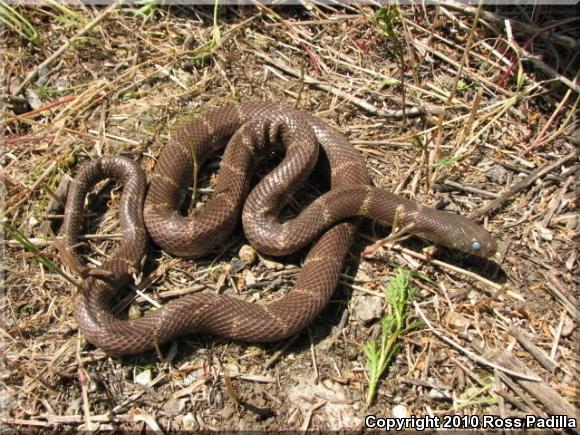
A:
[62,102,497,356]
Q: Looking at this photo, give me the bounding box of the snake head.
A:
[456,223,498,258]
[416,207,498,258]
[465,236,498,258]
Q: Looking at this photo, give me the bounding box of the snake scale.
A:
[62,102,497,356]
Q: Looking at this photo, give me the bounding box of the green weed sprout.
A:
[364,268,421,406]
[0,0,39,45]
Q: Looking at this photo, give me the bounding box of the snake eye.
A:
[470,240,482,252]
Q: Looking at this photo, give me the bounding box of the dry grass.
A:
[1,3,578,431]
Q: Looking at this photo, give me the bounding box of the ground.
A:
[1,3,578,432]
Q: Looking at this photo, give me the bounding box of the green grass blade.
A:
[2,222,57,270]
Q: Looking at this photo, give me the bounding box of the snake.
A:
[62,102,497,356]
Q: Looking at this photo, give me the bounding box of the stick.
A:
[253,50,432,118]
[442,1,579,50]
[490,348,578,421]
[414,303,542,382]
[508,326,557,372]
[13,3,119,96]
[469,150,578,219]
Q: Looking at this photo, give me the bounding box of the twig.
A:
[438,180,500,199]
[490,348,577,420]
[469,150,579,219]
[414,303,542,382]
[431,2,483,174]
[549,311,566,361]
[308,329,319,382]
[412,39,510,97]
[520,48,580,94]
[76,344,94,431]
[442,1,579,50]
[508,326,557,372]
[263,333,299,369]
[302,400,326,432]
[543,273,579,322]
[523,89,578,155]
[360,235,507,294]
[253,50,432,118]
[13,3,119,96]
[495,371,546,417]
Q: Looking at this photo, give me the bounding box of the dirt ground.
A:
[1,3,578,432]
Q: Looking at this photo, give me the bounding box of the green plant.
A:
[364,268,421,405]
[188,0,222,68]
[2,221,57,271]
[0,0,39,45]
[132,0,162,19]
[456,79,469,94]
[46,0,87,27]
[210,0,221,49]
[373,6,402,39]
[431,155,460,168]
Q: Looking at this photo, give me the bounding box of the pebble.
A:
[26,89,42,110]
[353,296,383,324]
[534,223,553,241]
[238,244,257,265]
[28,215,39,228]
[392,404,408,418]
[486,164,509,184]
[134,369,152,385]
[163,398,186,416]
[244,270,257,287]
[229,257,245,274]
[182,413,196,431]
[128,305,142,320]
[446,311,471,329]
[221,404,235,419]
[428,388,446,400]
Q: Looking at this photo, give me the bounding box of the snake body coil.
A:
[62,103,496,356]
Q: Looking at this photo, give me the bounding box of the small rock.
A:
[163,398,186,416]
[28,215,39,228]
[355,268,373,283]
[184,35,197,50]
[9,76,21,95]
[560,315,576,338]
[128,305,142,320]
[244,270,257,287]
[221,403,235,419]
[392,404,408,418]
[428,388,446,400]
[486,164,509,184]
[26,89,42,110]
[180,371,198,387]
[141,115,156,126]
[182,413,196,431]
[467,290,480,305]
[534,223,553,241]
[239,244,257,265]
[353,296,383,324]
[134,369,152,385]
[446,311,471,330]
[229,257,245,274]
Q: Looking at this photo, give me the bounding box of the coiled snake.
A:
[62,102,496,356]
